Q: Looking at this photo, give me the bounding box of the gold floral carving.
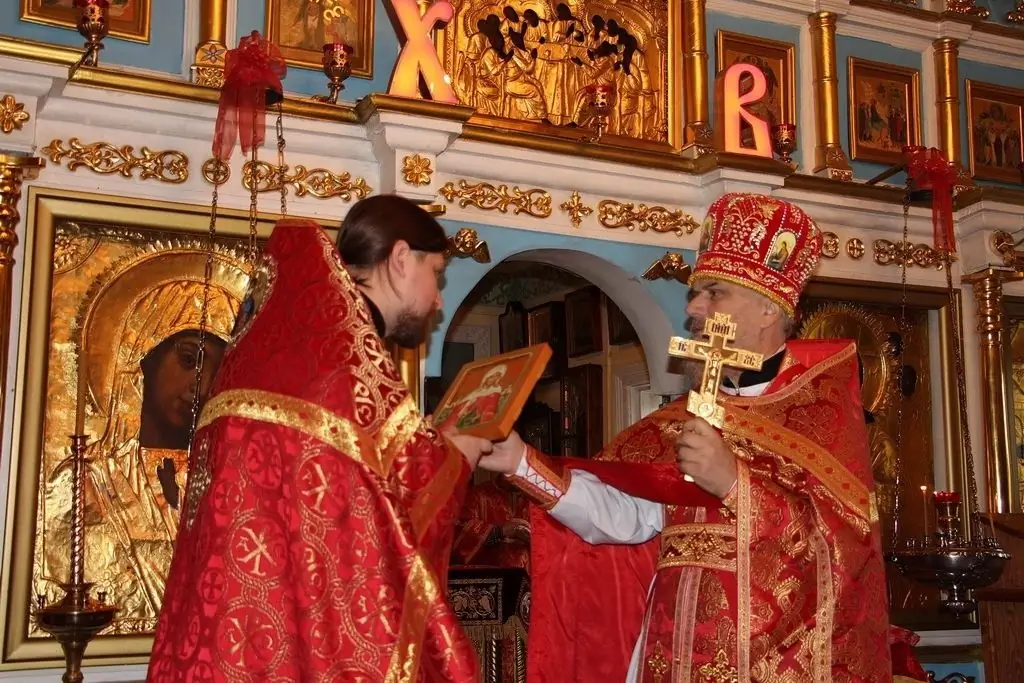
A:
[560,191,593,228]
[201,158,230,186]
[597,200,698,236]
[191,41,226,88]
[401,154,433,186]
[873,239,950,270]
[991,230,1024,270]
[42,138,189,184]
[643,252,691,284]
[440,0,674,144]
[1010,1,1024,22]
[445,227,491,263]
[242,160,371,200]
[821,231,840,259]
[846,238,865,260]
[439,180,552,218]
[0,94,29,134]
[945,0,989,18]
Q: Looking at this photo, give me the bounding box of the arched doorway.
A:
[428,248,683,458]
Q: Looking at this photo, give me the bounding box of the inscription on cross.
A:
[667,312,764,430]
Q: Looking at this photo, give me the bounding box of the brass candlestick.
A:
[315,42,353,104]
[771,123,797,167]
[584,84,615,143]
[34,434,117,683]
[68,0,110,79]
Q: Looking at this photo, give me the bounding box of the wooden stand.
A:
[976,514,1024,683]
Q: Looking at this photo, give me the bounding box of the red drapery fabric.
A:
[212,31,286,161]
[904,145,959,253]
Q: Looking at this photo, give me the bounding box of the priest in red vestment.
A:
[451,478,531,569]
[148,197,493,682]
[479,193,892,681]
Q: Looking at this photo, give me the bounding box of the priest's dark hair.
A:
[337,194,448,284]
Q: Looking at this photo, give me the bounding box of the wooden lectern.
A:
[976,514,1024,683]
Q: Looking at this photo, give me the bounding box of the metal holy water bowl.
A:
[886,495,1010,616]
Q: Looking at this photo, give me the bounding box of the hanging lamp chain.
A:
[890,179,912,551]
[276,101,287,218]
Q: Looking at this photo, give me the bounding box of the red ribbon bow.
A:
[212,31,287,161]
[903,145,958,254]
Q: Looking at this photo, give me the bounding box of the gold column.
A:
[932,38,974,190]
[808,11,852,181]
[0,153,44,438]
[191,0,229,87]
[682,0,712,157]
[965,268,1022,514]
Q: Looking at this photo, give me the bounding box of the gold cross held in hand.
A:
[668,312,764,430]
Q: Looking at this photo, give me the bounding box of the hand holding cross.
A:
[667,312,763,483]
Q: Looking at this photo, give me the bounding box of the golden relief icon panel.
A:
[33,220,251,637]
[441,0,673,143]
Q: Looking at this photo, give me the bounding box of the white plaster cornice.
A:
[706,0,812,26]
[837,5,935,52]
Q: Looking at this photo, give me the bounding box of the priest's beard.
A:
[389,306,436,349]
[681,314,706,390]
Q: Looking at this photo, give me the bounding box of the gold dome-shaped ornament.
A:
[875,146,1010,617]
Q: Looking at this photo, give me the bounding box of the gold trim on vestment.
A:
[735,461,752,681]
[380,395,422,474]
[197,389,384,475]
[725,344,873,522]
[809,527,834,682]
[410,436,465,541]
[385,552,443,683]
[658,523,737,572]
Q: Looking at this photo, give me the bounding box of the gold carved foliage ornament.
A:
[43,138,189,184]
[241,160,372,200]
[597,200,697,236]
[873,239,949,270]
[0,94,30,134]
[560,191,593,228]
[440,180,552,218]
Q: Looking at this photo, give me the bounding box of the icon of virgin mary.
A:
[44,246,248,633]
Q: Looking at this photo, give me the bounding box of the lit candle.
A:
[920,485,928,539]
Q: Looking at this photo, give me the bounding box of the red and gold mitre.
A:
[690,193,822,316]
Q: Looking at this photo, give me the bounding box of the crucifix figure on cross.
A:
[668,311,764,430]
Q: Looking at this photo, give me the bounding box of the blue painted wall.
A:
[705,13,803,170]
[836,36,922,183]
[1,0,186,73]
[958,59,1024,190]
[428,219,693,376]
[236,0,398,101]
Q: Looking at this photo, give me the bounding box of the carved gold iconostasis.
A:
[440,0,682,149]
[1004,302,1024,509]
[0,189,289,664]
[800,281,969,629]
